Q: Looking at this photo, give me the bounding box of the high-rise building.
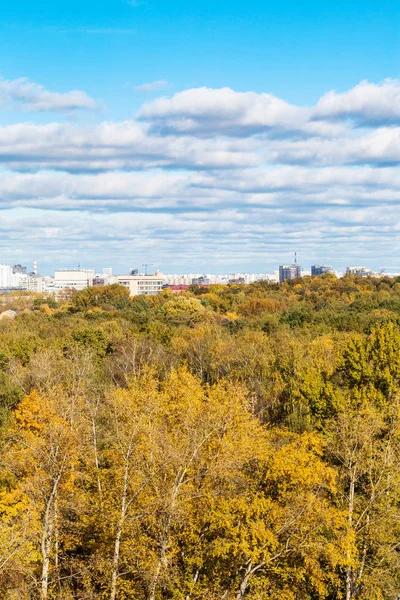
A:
[279,264,302,283]
[0,264,12,289]
[346,266,375,277]
[311,264,333,276]
[12,264,27,274]
[192,275,210,285]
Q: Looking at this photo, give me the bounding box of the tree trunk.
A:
[346,469,356,600]
[92,413,103,500]
[41,474,61,600]
[148,537,168,600]
[236,561,253,599]
[110,456,130,600]
[185,568,199,600]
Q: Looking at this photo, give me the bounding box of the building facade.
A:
[279,264,302,283]
[346,266,375,277]
[13,264,27,274]
[116,272,164,296]
[191,276,210,285]
[27,275,47,293]
[0,264,12,289]
[53,269,94,291]
[311,264,333,276]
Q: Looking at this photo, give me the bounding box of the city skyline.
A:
[1,257,398,280]
[2,256,399,297]
[2,1,400,271]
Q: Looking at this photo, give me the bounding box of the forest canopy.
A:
[0,274,400,599]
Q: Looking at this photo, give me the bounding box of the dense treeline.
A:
[0,274,400,599]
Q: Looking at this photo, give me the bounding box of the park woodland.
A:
[0,274,400,600]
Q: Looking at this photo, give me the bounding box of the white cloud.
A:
[0,77,98,113]
[138,86,310,135]
[0,121,260,171]
[313,79,400,124]
[134,80,170,93]
[2,78,400,271]
[270,126,400,166]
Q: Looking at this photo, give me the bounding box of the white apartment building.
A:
[346,266,375,277]
[27,275,47,293]
[116,272,164,296]
[53,269,94,291]
[163,273,278,286]
[163,274,202,286]
[10,272,28,289]
[0,264,50,292]
[0,264,12,289]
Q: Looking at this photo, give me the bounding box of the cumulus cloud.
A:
[3,165,400,215]
[313,79,400,125]
[0,77,98,113]
[0,121,261,171]
[270,126,400,166]
[138,81,400,136]
[2,78,400,271]
[138,86,311,136]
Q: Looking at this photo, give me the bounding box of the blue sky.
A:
[2,0,399,110]
[1,0,400,274]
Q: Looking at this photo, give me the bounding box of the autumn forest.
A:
[1,275,400,599]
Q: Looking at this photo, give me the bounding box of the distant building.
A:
[93,277,106,286]
[92,269,117,287]
[311,264,333,276]
[0,264,12,289]
[116,272,164,296]
[26,275,47,293]
[164,274,202,286]
[13,264,27,274]
[279,264,302,283]
[10,272,28,289]
[192,276,210,285]
[346,266,375,277]
[53,269,94,291]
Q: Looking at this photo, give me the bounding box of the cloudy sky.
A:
[1,0,400,274]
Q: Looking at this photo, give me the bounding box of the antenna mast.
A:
[142,263,154,276]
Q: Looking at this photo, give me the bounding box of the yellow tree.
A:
[326,395,400,600]
[96,367,265,600]
[0,468,39,598]
[200,431,345,599]
[98,372,159,600]
[1,391,79,600]
[326,323,400,598]
[98,367,346,600]
[139,370,265,600]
